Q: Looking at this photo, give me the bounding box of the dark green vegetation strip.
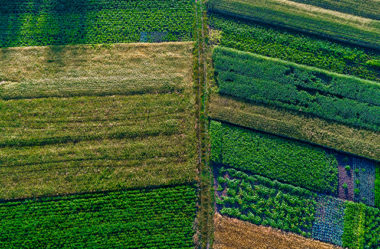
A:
[215,166,317,237]
[342,202,380,248]
[213,47,380,131]
[289,0,380,20]
[376,166,380,208]
[0,185,197,248]
[210,121,338,194]
[209,95,380,162]
[0,94,196,199]
[209,13,380,81]
[207,0,380,50]
[0,0,194,47]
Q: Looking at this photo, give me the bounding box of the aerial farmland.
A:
[0,0,379,248]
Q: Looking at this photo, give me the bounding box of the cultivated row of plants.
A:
[207,0,380,50]
[0,0,195,47]
[0,185,197,248]
[209,13,380,81]
[213,46,380,131]
[215,165,380,248]
[210,120,338,194]
[215,166,317,237]
[342,202,380,248]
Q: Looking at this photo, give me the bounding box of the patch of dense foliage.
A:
[0,0,195,47]
[213,47,380,131]
[0,185,197,248]
[210,121,338,194]
[215,166,317,237]
[207,0,380,50]
[209,13,380,81]
[342,202,380,249]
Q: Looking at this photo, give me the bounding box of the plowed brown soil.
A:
[214,213,342,249]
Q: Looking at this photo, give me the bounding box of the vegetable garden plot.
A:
[213,46,380,132]
[352,157,376,207]
[214,166,317,237]
[210,120,338,194]
[0,185,197,248]
[312,195,345,246]
[208,13,380,81]
[0,0,195,47]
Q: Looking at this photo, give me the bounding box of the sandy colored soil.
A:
[214,213,342,249]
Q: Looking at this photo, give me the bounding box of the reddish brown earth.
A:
[214,213,342,249]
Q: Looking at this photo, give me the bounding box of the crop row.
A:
[288,0,380,20]
[0,0,195,47]
[342,202,380,248]
[207,0,380,50]
[213,46,380,131]
[210,120,338,194]
[215,166,380,248]
[0,185,197,248]
[208,13,380,81]
[215,166,317,237]
[209,95,380,162]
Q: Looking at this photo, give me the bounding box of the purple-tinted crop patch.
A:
[353,157,376,206]
[312,194,345,246]
[337,155,354,200]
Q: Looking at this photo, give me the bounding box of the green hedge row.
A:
[209,13,380,81]
[207,0,380,50]
[216,166,317,237]
[0,185,196,248]
[210,120,338,194]
[0,0,195,47]
[213,46,380,131]
[342,202,380,248]
[376,166,380,208]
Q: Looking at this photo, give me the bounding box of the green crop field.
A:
[209,95,380,162]
[209,13,380,81]
[1,0,379,248]
[0,0,195,47]
[207,0,380,50]
[211,120,338,194]
[0,185,197,248]
[213,46,380,131]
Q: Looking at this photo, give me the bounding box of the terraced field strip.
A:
[209,95,380,161]
[0,42,194,99]
[0,185,197,248]
[0,0,195,47]
[0,42,196,200]
[208,13,380,81]
[289,0,380,20]
[213,46,380,131]
[207,0,380,50]
[214,213,342,249]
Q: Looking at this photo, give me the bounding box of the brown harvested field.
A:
[209,95,380,161]
[214,213,342,249]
